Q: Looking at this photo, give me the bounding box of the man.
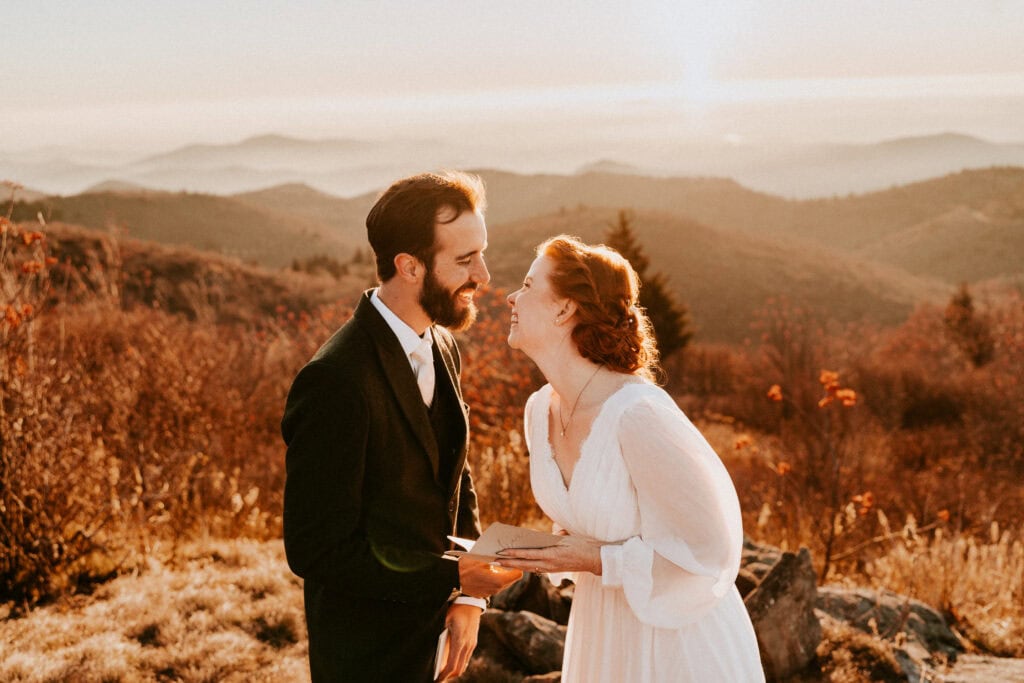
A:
[282,171,521,682]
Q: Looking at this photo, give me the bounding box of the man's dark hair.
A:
[366,171,487,282]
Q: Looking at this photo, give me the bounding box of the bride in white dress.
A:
[496,235,764,682]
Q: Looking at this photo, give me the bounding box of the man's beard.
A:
[420,269,477,331]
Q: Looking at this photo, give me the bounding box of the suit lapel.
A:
[354,294,440,478]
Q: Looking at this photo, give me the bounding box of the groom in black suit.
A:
[282,171,521,681]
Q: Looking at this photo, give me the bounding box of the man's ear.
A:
[394,253,423,283]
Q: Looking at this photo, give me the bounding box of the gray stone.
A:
[735,567,760,599]
[816,586,964,664]
[481,608,566,675]
[744,547,822,680]
[490,572,573,625]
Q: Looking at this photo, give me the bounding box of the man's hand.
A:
[458,555,522,598]
[435,603,481,681]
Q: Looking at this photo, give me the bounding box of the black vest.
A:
[427,349,462,489]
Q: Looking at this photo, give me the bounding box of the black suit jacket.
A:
[282,292,481,681]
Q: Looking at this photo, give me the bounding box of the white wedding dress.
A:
[524,382,765,682]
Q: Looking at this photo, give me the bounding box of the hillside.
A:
[860,203,1024,283]
[474,167,1024,285]
[39,222,366,324]
[486,206,945,343]
[228,168,1024,289]
[232,183,374,241]
[12,167,1020,309]
[12,190,358,268]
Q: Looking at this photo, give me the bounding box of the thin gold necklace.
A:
[558,364,604,437]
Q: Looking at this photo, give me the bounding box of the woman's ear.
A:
[555,299,578,325]
[394,253,423,283]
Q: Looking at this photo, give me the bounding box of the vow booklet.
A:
[446,522,565,560]
[433,628,448,680]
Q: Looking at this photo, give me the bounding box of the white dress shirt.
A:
[369,289,487,611]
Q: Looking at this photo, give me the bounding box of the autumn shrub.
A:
[458,287,545,526]
[675,293,1024,579]
[0,205,349,604]
[0,197,102,604]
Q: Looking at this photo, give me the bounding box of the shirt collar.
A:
[370,288,433,359]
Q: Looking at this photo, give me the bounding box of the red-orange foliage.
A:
[669,294,1024,580]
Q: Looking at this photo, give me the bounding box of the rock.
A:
[743,538,783,567]
[743,547,822,680]
[481,609,566,675]
[735,567,760,599]
[816,586,964,664]
[473,609,533,677]
[490,572,573,625]
[943,654,1024,683]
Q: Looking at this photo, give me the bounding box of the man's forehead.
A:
[435,211,486,249]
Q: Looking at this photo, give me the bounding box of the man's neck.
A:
[376,283,431,336]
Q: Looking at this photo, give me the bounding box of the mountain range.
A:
[4,131,1024,199]
[12,166,1021,342]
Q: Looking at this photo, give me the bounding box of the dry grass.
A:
[861,523,1024,656]
[0,539,308,682]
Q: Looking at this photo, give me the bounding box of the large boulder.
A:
[481,608,566,675]
[490,572,573,625]
[817,586,965,679]
[743,547,822,680]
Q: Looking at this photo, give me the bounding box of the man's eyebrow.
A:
[455,246,483,260]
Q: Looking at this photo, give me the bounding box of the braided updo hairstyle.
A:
[538,235,660,380]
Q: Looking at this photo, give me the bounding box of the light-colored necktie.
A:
[410,336,434,407]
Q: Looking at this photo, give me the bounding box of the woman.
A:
[497,236,764,682]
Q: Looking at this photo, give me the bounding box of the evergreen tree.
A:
[605,210,693,358]
[944,282,994,367]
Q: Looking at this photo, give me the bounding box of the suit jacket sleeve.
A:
[455,461,481,540]
[282,360,459,604]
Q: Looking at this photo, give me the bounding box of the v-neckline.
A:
[542,381,643,493]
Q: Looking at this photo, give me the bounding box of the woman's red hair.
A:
[538,235,659,380]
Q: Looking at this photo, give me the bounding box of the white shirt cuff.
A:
[453,595,487,611]
[600,544,624,587]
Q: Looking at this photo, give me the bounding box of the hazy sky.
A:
[5,0,1024,151]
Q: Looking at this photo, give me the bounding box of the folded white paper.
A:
[433,628,448,680]
[446,522,565,560]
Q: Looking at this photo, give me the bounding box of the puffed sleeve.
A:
[599,391,744,628]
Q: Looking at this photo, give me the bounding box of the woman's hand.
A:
[495,535,603,575]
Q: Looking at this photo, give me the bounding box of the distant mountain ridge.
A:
[134,134,377,170]
[4,131,1022,198]
[11,166,1022,342]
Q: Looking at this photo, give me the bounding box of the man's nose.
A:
[474,257,490,285]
